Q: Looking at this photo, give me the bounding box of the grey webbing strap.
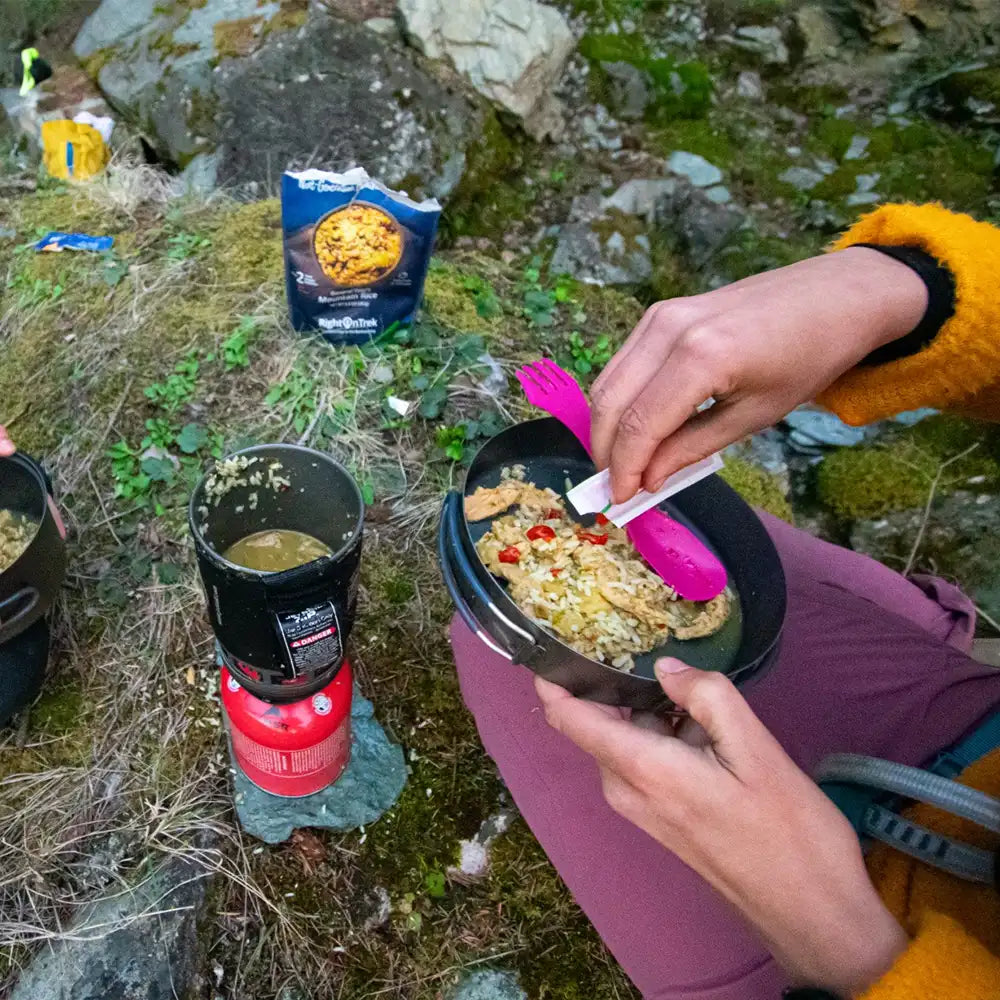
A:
[816,752,1000,883]
[862,803,995,884]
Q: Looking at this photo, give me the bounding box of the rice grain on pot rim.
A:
[465,478,730,671]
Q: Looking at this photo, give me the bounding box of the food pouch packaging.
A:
[281,167,441,344]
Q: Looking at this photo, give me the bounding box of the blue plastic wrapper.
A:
[282,168,441,344]
[35,231,113,253]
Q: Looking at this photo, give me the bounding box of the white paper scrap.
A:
[386,395,413,416]
[567,453,723,528]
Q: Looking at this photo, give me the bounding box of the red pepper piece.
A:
[498,545,521,564]
[550,567,562,577]
[526,524,556,542]
[595,513,610,526]
[577,531,609,546]
[545,508,563,520]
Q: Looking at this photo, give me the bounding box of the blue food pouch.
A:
[281,168,441,344]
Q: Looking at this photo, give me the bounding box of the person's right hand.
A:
[0,426,14,458]
[590,246,930,503]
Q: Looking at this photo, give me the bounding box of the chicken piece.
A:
[670,591,731,639]
[464,483,561,521]
[598,579,673,630]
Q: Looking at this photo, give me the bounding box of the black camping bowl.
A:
[0,453,67,647]
[189,444,363,702]
[438,419,786,712]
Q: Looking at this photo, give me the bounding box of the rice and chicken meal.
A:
[0,509,35,573]
[465,472,730,671]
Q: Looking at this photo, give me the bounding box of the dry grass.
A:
[0,164,643,999]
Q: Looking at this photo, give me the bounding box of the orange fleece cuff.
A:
[817,203,1000,425]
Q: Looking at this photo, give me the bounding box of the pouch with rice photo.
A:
[281,167,441,344]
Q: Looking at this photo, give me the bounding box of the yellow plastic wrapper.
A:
[41,120,109,181]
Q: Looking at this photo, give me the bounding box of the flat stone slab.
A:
[232,688,407,844]
[449,969,527,1000]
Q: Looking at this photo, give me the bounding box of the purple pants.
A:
[451,512,1000,1000]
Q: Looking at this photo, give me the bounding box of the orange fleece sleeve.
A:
[857,912,1000,1000]
[816,203,1000,426]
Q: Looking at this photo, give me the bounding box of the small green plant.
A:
[220,315,257,370]
[265,367,317,434]
[460,274,502,319]
[144,353,200,412]
[567,330,612,375]
[7,272,63,308]
[436,424,468,462]
[100,252,129,287]
[521,258,576,327]
[107,440,151,502]
[166,231,211,261]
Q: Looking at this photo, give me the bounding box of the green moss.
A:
[31,681,86,737]
[81,45,116,80]
[442,110,529,241]
[581,33,713,120]
[264,0,308,34]
[210,197,283,289]
[719,457,793,521]
[816,416,1000,520]
[648,116,735,170]
[213,16,265,59]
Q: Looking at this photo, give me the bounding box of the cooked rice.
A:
[467,479,730,671]
[0,509,36,572]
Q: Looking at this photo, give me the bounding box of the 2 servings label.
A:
[275,602,342,676]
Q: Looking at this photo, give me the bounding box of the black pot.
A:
[439,419,786,711]
[189,444,363,702]
[0,453,66,646]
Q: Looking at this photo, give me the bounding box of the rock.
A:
[736,70,764,100]
[602,178,678,221]
[778,166,825,191]
[448,969,528,1000]
[600,60,653,120]
[851,492,1000,622]
[785,407,867,452]
[846,171,882,207]
[849,0,955,46]
[667,150,723,188]
[397,0,574,140]
[917,62,1000,126]
[550,220,652,285]
[843,135,870,160]
[725,429,790,496]
[232,687,407,844]
[319,0,396,21]
[11,857,208,1000]
[704,185,732,204]
[179,150,221,194]
[359,886,392,931]
[74,2,484,199]
[364,17,400,38]
[654,180,745,270]
[794,4,842,61]
[724,25,789,65]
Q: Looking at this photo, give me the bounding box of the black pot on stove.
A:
[189,444,363,703]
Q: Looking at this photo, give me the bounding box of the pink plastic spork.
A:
[516,358,727,601]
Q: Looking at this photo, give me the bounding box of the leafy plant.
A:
[435,424,468,463]
[175,422,208,454]
[265,367,317,434]
[144,353,199,412]
[567,330,612,375]
[220,315,257,370]
[107,440,150,501]
[166,231,211,261]
[521,258,576,327]
[100,252,129,287]
[7,272,63,308]
[461,275,502,319]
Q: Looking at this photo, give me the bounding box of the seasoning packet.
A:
[281,167,441,344]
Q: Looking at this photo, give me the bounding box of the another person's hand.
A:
[0,426,14,458]
[535,664,907,995]
[590,247,929,502]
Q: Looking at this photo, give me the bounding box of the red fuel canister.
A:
[221,661,352,797]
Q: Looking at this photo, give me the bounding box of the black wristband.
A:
[782,989,843,1000]
[852,243,956,367]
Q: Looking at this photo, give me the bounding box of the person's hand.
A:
[590,247,929,502]
[535,663,908,995]
[0,426,14,458]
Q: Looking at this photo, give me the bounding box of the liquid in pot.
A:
[223,529,332,573]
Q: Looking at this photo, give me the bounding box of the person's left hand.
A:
[535,662,907,996]
[0,426,14,458]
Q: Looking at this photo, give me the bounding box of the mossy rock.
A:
[719,457,793,522]
[816,416,1000,520]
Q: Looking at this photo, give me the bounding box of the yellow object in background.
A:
[40,120,109,181]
